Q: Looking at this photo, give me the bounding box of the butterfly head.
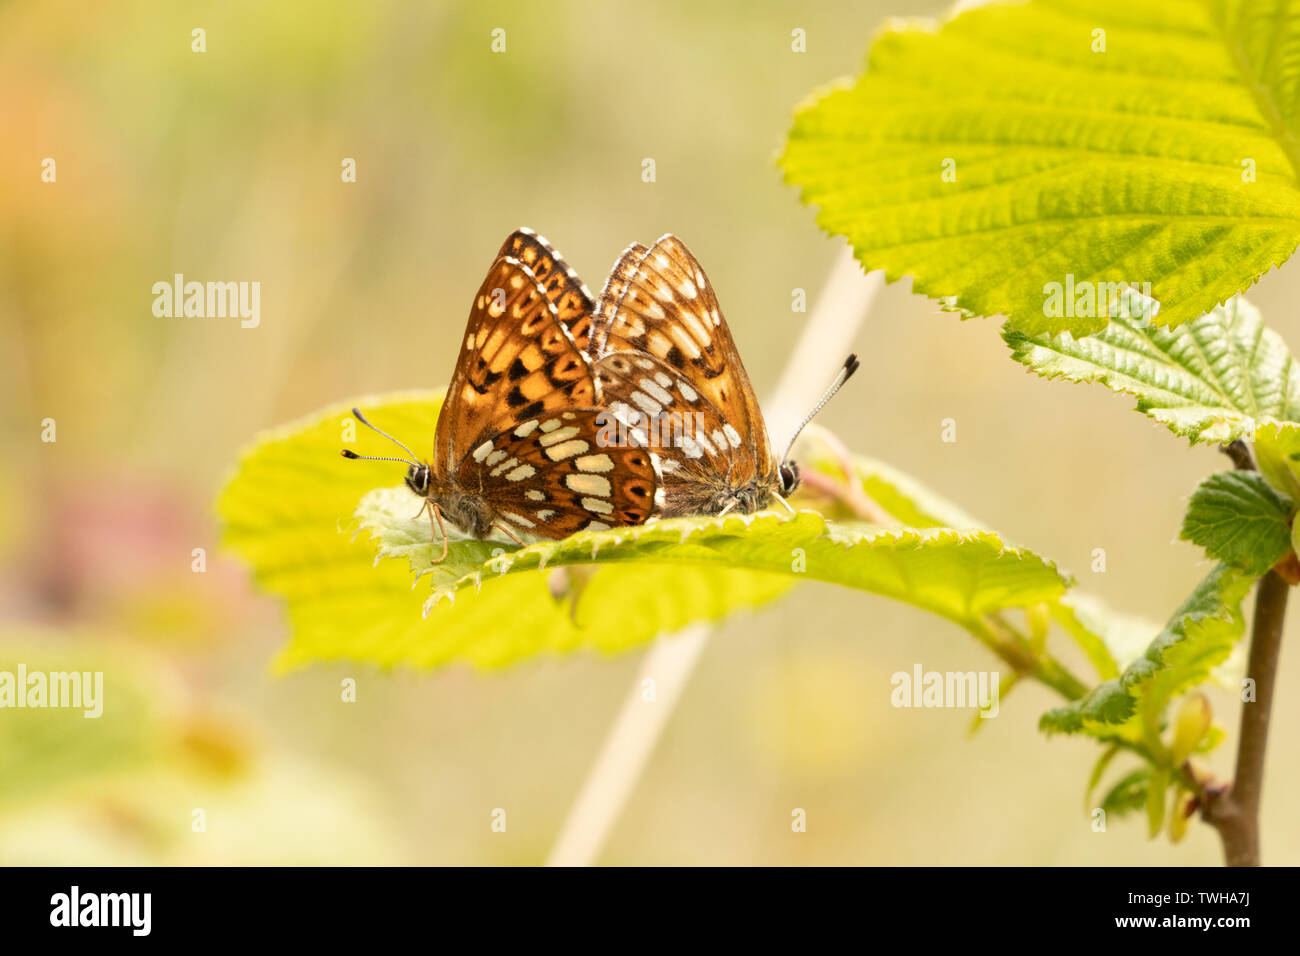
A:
[404,463,431,496]
[778,461,800,497]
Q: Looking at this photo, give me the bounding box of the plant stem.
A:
[1220,439,1256,472]
[545,625,711,867]
[1200,568,1288,866]
[1196,434,1288,865]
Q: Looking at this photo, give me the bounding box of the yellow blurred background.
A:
[2,0,1297,865]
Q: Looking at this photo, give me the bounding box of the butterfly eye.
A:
[406,464,430,496]
[779,463,800,496]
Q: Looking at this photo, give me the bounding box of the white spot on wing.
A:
[575,453,615,473]
[679,309,710,344]
[539,425,581,446]
[566,473,611,497]
[669,326,701,359]
[638,377,673,406]
[546,439,590,460]
[630,391,663,418]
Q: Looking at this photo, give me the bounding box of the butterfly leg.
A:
[775,494,797,515]
[426,501,449,564]
[716,499,739,519]
[490,521,525,547]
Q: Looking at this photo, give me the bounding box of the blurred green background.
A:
[2,0,1298,865]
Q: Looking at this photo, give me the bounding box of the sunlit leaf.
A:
[1007,295,1300,497]
[1040,564,1253,739]
[1180,471,1294,574]
[1100,767,1151,818]
[1005,296,1299,441]
[781,0,1300,335]
[217,393,1070,671]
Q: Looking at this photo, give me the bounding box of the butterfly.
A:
[343,228,661,561]
[588,234,858,517]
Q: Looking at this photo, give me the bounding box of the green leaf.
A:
[1257,420,1300,502]
[1005,295,1300,443]
[1050,598,1123,682]
[1197,724,1227,755]
[1050,588,1166,683]
[1100,767,1151,818]
[1040,564,1253,738]
[359,486,1066,620]
[1181,471,1294,574]
[1146,767,1171,837]
[1006,294,1300,496]
[1085,743,1122,811]
[217,393,1070,671]
[780,0,1300,336]
[217,391,793,671]
[850,456,985,529]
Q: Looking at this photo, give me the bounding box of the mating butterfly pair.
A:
[343,228,857,560]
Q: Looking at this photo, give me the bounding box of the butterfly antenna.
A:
[346,407,424,463]
[340,450,419,466]
[778,353,860,466]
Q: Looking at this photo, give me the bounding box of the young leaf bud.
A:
[1170,692,1212,764]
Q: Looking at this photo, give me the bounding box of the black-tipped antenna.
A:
[348,407,423,462]
[778,353,861,466]
[340,449,419,466]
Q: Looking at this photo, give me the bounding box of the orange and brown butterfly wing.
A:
[495,227,595,351]
[590,239,647,357]
[455,409,660,538]
[436,255,595,475]
[593,350,754,517]
[591,235,777,497]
